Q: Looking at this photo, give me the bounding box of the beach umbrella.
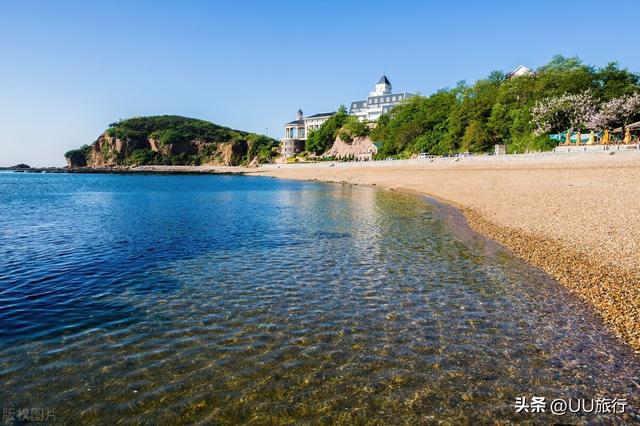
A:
[565,131,571,146]
[576,130,582,145]
[624,128,632,144]
[587,130,595,145]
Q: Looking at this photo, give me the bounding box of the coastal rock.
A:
[324,136,378,160]
[216,140,248,166]
[246,156,260,168]
[151,139,200,156]
[85,133,250,167]
[89,134,147,166]
[66,150,88,168]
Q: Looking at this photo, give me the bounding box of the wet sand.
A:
[235,151,640,352]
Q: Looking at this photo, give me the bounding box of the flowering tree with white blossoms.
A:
[532,91,597,136]
[587,110,613,131]
[587,92,640,130]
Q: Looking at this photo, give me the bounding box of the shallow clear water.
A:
[0,172,638,424]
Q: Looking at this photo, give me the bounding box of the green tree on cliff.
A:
[305,106,349,154]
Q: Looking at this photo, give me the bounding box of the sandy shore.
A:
[230,151,640,352]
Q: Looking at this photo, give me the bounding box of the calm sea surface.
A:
[0,172,638,424]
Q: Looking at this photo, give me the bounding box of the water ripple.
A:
[0,173,638,424]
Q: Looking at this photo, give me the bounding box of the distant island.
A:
[0,164,31,170]
[64,115,279,168]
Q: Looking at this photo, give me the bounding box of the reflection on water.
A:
[0,173,638,424]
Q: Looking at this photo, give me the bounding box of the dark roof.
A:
[286,119,304,126]
[305,111,336,119]
[297,109,303,114]
[377,75,391,85]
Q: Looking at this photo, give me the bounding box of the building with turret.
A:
[280,75,413,158]
[349,75,413,121]
[281,109,335,158]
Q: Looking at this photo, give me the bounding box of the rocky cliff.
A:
[324,136,378,160]
[65,115,278,168]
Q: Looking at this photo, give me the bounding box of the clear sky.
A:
[1,0,639,166]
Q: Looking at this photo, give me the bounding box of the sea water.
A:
[0,172,638,423]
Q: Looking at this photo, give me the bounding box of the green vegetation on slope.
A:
[305,107,371,154]
[65,115,279,166]
[105,115,246,145]
[370,55,640,157]
[305,107,349,154]
[338,115,371,143]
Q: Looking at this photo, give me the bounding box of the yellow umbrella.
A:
[576,130,582,145]
[587,130,595,145]
[565,131,572,146]
[603,129,610,145]
[624,128,632,144]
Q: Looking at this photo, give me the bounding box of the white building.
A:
[507,65,533,79]
[349,75,413,121]
[281,109,335,158]
[304,111,335,136]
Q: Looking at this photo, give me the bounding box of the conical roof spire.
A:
[377,75,391,85]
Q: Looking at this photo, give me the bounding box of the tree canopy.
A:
[371,55,640,157]
[105,115,247,145]
[305,106,350,154]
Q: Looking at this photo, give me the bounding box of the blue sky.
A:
[1,0,639,166]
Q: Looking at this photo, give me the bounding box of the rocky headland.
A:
[64,115,279,168]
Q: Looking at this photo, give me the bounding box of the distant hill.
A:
[0,164,30,170]
[64,115,279,167]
